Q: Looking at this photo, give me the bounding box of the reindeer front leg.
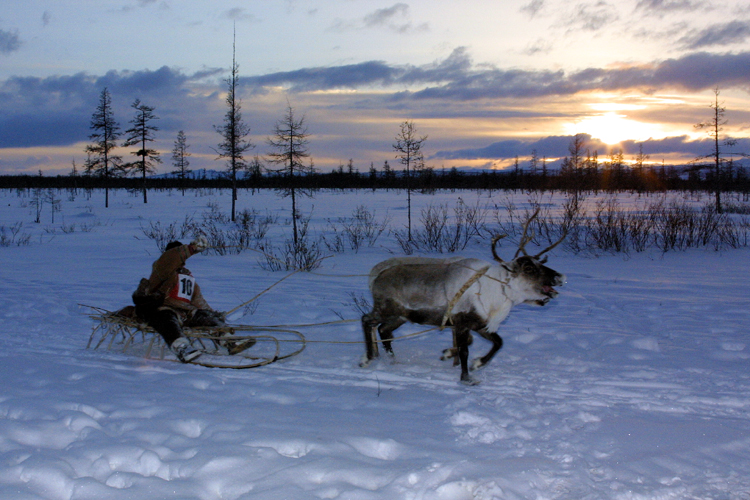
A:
[454,325,478,385]
[471,329,504,371]
[360,312,380,366]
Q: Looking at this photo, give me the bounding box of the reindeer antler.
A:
[513,208,540,259]
[490,234,507,262]
[533,228,567,261]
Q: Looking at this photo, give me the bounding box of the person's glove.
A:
[190,235,209,252]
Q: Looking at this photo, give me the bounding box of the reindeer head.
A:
[491,209,567,306]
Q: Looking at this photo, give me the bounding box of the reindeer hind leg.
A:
[378,316,406,357]
[442,329,473,366]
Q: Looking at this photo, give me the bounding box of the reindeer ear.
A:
[501,262,516,276]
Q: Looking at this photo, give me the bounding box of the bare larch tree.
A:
[694,88,747,213]
[85,87,122,208]
[266,104,312,247]
[171,130,192,196]
[393,120,427,242]
[122,99,161,203]
[214,34,254,221]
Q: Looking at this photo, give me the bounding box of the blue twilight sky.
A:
[1,0,750,174]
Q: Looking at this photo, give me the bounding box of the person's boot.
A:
[171,337,202,363]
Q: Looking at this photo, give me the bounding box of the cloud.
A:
[239,47,486,94]
[0,67,213,148]
[621,136,750,161]
[523,39,553,56]
[650,52,750,91]
[0,71,101,147]
[330,3,428,34]
[635,0,701,14]
[679,20,750,49]
[223,8,257,22]
[241,48,750,100]
[95,66,194,96]
[433,134,750,162]
[117,0,165,13]
[241,47,477,96]
[435,135,585,160]
[244,61,400,92]
[0,115,90,149]
[566,1,619,32]
[521,0,545,18]
[363,3,409,27]
[0,29,21,55]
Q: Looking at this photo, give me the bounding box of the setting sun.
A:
[565,111,666,145]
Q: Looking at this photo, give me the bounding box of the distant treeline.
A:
[2,163,749,193]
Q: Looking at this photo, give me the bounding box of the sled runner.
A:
[84,305,306,369]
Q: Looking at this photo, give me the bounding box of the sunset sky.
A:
[1,0,750,175]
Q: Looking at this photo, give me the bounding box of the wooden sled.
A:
[84,305,306,369]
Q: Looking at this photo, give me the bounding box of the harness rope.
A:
[83,303,441,370]
[440,265,490,329]
[225,268,303,315]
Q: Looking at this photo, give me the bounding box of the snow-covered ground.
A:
[1,188,749,500]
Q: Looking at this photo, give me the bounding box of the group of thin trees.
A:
[83,36,314,250]
[85,89,191,207]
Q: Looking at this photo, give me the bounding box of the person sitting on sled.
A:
[132,236,225,363]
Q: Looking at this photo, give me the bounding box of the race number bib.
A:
[171,273,195,303]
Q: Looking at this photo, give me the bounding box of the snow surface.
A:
[1,188,750,500]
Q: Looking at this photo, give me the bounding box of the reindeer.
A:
[360,210,566,385]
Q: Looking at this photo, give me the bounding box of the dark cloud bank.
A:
[0,67,219,148]
[680,20,750,50]
[433,134,750,163]
[242,47,750,99]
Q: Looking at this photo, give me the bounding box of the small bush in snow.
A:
[489,194,749,256]
[203,209,277,256]
[258,216,323,272]
[396,198,487,254]
[141,214,197,252]
[0,222,32,247]
[722,202,750,215]
[493,197,566,255]
[323,205,390,253]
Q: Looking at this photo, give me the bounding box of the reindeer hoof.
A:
[359,356,374,368]
[470,358,485,371]
[441,348,457,361]
[460,374,480,386]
